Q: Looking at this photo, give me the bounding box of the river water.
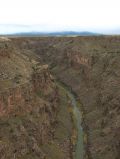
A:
[67,90,84,159]
[57,82,84,159]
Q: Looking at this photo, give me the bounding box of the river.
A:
[57,82,84,159]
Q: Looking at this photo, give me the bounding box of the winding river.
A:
[57,82,84,159]
[67,89,84,159]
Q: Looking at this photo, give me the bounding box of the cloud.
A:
[0,0,120,34]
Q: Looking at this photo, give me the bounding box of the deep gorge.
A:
[0,36,120,159]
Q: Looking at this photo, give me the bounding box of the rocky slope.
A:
[11,36,120,159]
[0,37,72,159]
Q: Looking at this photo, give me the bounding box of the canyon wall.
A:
[0,38,72,159]
[12,36,120,159]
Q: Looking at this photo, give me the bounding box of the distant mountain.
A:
[5,31,101,37]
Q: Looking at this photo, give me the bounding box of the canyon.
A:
[0,37,73,159]
[0,36,120,159]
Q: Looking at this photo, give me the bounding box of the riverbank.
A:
[54,77,92,159]
[56,81,85,159]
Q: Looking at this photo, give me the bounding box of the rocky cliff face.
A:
[64,50,120,159]
[0,38,72,159]
[12,36,120,159]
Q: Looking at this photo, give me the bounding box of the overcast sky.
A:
[0,0,120,34]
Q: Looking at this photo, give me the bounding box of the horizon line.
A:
[0,24,120,35]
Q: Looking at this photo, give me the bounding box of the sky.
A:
[0,0,120,34]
